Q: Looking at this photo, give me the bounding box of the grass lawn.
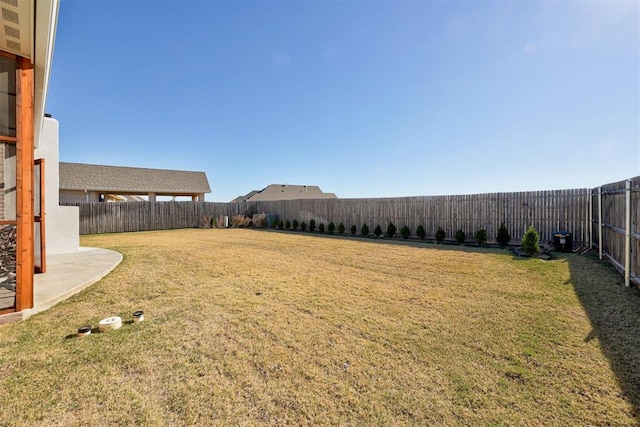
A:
[0,228,638,425]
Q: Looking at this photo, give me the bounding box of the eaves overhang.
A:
[0,0,59,148]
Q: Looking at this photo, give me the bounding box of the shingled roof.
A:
[59,162,211,195]
[232,184,337,202]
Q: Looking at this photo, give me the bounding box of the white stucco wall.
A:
[34,117,79,254]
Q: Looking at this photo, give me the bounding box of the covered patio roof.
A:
[59,162,211,199]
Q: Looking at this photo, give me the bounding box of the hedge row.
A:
[271,219,517,247]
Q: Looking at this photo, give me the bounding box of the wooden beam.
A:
[0,50,16,60]
[15,58,34,311]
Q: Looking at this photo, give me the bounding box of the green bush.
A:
[361,223,369,236]
[309,219,316,232]
[401,226,411,239]
[374,224,382,237]
[475,229,487,245]
[497,223,511,247]
[300,221,307,232]
[338,223,345,234]
[271,217,279,228]
[285,220,291,230]
[278,220,284,230]
[416,225,426,240]
[386,222,397,238]
[522,225,540,255]
[318,223,325,233]
[350,225,357,235]
[455,229,466,244]
[210,217,217,228]
[435,227,446,243]
[292,219,299,231]
[328,222,335,234]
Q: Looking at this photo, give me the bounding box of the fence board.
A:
[591,176,640,286]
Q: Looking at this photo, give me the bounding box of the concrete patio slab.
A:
[0,247,122,323]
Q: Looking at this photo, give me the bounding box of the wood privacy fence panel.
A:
[592,176,640,286]
[64,202,238,234]
[248,189,589,244]
[65,189,590,243]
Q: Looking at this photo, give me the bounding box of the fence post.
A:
[588,189,592,249]
[625,180,631,287]
[598,187,603,260]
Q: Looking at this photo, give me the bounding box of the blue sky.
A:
[46,0,639,202]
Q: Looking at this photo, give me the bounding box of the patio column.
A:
[15,58,34,311]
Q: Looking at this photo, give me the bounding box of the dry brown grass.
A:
[0,229,637,425]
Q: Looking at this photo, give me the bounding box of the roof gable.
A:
[233,184,337,202]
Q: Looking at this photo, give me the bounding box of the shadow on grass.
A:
[564,253,640,420]
[260,227,512,256]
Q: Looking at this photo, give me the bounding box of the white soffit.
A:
[0,0,32,59]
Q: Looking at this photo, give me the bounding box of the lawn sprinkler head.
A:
[77,325,92,337]
[133,310,144,323]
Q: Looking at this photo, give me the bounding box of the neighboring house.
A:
[0,0,68,314]
[59,162,211,203]
[232,184,337,202]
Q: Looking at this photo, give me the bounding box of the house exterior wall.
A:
[34,117,79,254]
[60,190,100,203]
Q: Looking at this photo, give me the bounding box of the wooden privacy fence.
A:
[63,201,245,234]
[246,189,590,245]
[64,188,590,244]
[592,176,640,287]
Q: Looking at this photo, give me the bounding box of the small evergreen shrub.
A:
[210,217,217,228]
[300,221,307,232]
[475,229,487,245]
[318,223,325,233]
[309,219,316,232]
[271,217,279,228]
[278,220,284,230]
[401,225,411,239]
[374,224,382,237]
[292,219,299,231]
[386,222,397,238]
[435,227,446,243]
[522,225,540,255]
[455,229,466,244]
[361,223,369,236]
[350,225,357,235]
[416,225,426,240]
[497,223,511,247]
[328,222,335,234]
[285,220,291,230]
[338,223,345,234]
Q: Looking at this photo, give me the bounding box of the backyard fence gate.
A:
[592,177,640,287]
